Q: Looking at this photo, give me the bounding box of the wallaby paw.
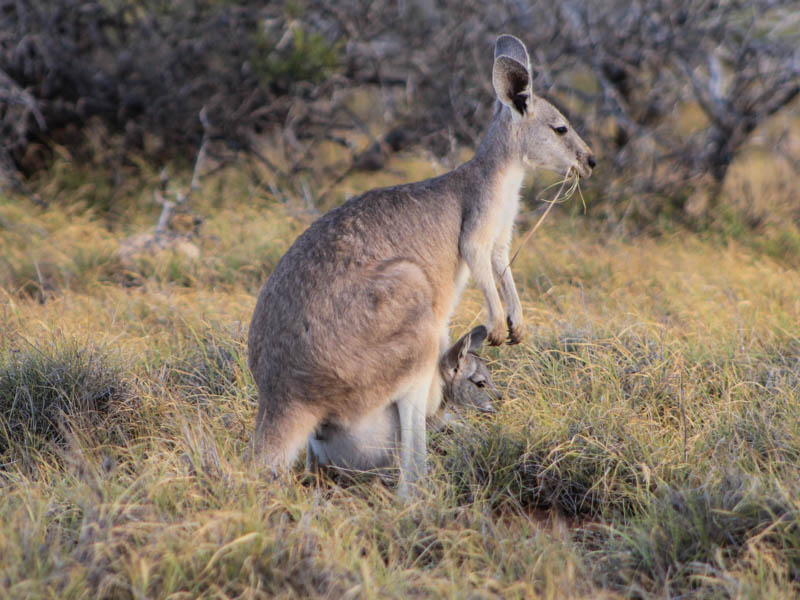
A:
[487,324,506,346]
[506,316,523,345]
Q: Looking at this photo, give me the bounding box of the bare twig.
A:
[680,366,687,465]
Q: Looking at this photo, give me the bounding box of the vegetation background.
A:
[1,1,799,598]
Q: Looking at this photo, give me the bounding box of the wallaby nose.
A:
[587,155,596,169]
[479,403,498,415]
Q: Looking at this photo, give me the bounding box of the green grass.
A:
[0,155,799,598]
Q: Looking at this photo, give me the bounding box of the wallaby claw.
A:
[506,316,523,345]
[487,326,506,346]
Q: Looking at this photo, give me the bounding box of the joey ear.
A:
[492,55,530,115]
[466,325,488,352]
[442,326,488,374]
[441,337,464,374]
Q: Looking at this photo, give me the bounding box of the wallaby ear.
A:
[466,325,488,352]
[442,326,488,374]
[495,34,530,68]
[493,35,531,115]
[493,56,530,114]
[441,337,464,374]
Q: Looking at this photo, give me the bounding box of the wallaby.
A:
[248,34,594,498]
[306,325,500,473]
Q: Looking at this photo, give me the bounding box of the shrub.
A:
[591,474,800,596]
[0,339,130,456]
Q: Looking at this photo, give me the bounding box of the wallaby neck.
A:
[463,105,525,202]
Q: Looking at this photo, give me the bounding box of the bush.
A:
[2,1,797,227]
[0,0,342,180]
[0,339,130,456]
[592,475,800,595]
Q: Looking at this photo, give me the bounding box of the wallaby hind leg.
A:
[421,326,450,417]
[396,369,435,500]
[252,398,320,475]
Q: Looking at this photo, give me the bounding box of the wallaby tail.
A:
[251,393,320,472]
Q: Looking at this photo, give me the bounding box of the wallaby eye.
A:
[552,125,568,135]
[472,379,486,388]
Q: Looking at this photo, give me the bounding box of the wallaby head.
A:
[439,326,501,414]
[492,34,595,178]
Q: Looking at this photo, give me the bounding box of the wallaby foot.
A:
[487,318,508,346]
[305,439,321,474]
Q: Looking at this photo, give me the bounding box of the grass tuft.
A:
[591,474,800,596]
[164,323,251,403]
[0,338,131,461]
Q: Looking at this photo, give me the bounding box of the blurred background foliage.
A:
[0,0,797,231]
[1,4,799,597]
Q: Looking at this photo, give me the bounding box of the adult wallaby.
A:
[306,325,500,473]
[248,34,594,498]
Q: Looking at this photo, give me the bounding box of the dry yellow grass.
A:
[1,151,799,598]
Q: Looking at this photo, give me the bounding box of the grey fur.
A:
[306,326,501,473]
[247,34,594,499]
